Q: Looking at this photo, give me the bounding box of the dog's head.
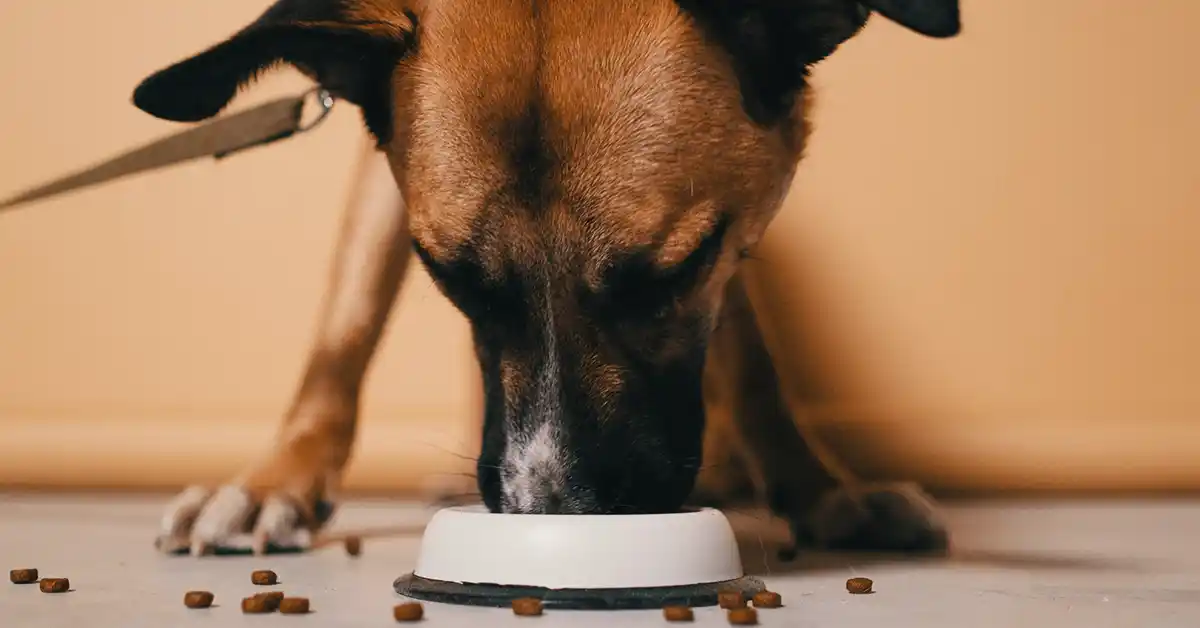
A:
[135,0,959,515]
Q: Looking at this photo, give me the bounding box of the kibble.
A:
[183,591,215,608]
[394,602,424,622]
[278,597,311,614]
[846,577,873,594]
[255,591,285,611]
[663,605,694,622]
[512,597,544,616]
[727,607,758,625]
[9,569,38,584]
[751,590,782,608]
[242,596,271,614]
[717,591,745,609]
[251,570,278,585]
[344,536,363,557]
[39,578,69,593]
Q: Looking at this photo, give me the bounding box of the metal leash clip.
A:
[300,88,337,131]
[214,88,336,159]
[1,87,339,211]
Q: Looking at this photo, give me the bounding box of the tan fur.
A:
[394,0,800,287]
[234,0,827,511]
[234,139,413,522]
[146,0,958,552]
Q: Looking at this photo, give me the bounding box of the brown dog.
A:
[136,0,960,556]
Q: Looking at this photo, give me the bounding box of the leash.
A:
[0,88,336,212]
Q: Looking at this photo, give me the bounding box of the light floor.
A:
[2,493,1199,627]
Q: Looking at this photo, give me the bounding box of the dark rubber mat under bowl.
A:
[394,572,766,610]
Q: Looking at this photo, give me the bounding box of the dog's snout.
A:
[501,479,598,515]
[469,242,713,516]
[478,345,707,516]
[496,421,599,514]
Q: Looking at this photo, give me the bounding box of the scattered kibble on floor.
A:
[344,536,363,557]
[394,602,425,622]
[242,596,271,614]
[718,591,745,609]
[183,591,215,609]
[512,597,544,616]
[12,559,800,623]
[255,591,285,611]
[9,569,38,584]
[39,578,69,593]
[751,590,783,608]
[251,569,279,585]
[278,597,311,614]
[846,577,874,594]
[727,607,758,625]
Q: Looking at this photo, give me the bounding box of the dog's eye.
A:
[412,238,526,324]
[596,217,730,317]
[411,237,489,305]
[659,216,731,283]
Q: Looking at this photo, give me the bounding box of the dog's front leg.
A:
[157,140,412,555]
[708,271,949,555]
[704,273,840,519]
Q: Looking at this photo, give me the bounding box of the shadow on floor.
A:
[726,508,1155,577]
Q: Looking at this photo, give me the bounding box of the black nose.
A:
[500,477,604,514]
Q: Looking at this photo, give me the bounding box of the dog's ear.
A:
[677,0,959,123]
[777,0,961,66]
[680,0,959,69]
[132,0,415,140]
[859,0,960,38]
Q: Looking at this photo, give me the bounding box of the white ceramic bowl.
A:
[412,506,744,590]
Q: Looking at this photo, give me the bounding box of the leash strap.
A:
[0,88,335,212]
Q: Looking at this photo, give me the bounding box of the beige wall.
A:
[752,0,1200,492]
[0,1,478,492]
[1,1,1197,494]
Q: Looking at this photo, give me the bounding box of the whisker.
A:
[429,492,484,507]
[413,440,479,463]
[417,472,483,486]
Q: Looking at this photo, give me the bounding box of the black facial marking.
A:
[474,332,507,514]
[411,237,533,346]
[506,100,556,211]
[423,217,717,515]
[471,303,710,515]
[591,215,732,323]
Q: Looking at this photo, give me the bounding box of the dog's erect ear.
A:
[132,0,415,140]
[784,0,961,65]
[859,0,960,38]
[679,0,960,70]
[677,0,959,123]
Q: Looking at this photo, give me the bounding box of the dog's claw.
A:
[157,481,331,556]
[156,485,213,554]
[252,495,304,555]
[188,485,256,555]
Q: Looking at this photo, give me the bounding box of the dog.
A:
[134,0,961,556]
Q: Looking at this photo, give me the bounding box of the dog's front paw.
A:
[788,482,950,554]
[154,438,342,556]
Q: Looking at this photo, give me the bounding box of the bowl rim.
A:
[411,505,746,589]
